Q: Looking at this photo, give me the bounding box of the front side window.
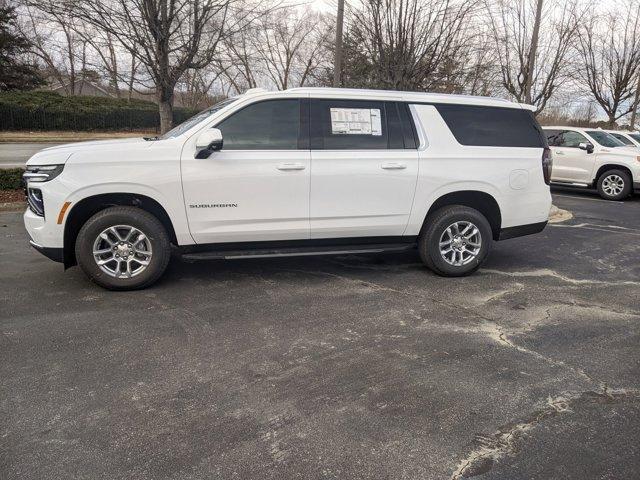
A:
[629,133,640,143]
[545,129,562,146]
[585,130,625,148]
[215,99,300,150]
[558,131,589,148]
[609,133,634,145]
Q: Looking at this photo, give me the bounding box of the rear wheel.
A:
[418,205,492,277]
[596,169,632,200]
[75,206,171,290]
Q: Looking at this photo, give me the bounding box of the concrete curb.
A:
[548,204,573,223]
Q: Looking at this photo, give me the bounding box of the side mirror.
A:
[195,128,223,159]
[579,142,594,154]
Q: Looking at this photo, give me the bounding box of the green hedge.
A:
[0,168,24,190]
[0,91,198,131]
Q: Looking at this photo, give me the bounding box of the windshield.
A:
[160,98,239,139]
[585,130,626,148]
[628,133,640,143]
[609,132,633,145]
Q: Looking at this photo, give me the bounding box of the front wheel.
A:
[418,205,492,277]
[75,206,171,290]
[596,169,632,200]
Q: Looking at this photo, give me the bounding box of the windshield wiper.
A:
[143,136,159,141]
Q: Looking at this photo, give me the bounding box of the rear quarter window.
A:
[435,104,545,148]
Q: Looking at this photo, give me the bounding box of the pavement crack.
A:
[280,269,599,385]
[477,321,595,384]
[477,283,525,305]
[450,387,640,479]
[481,268,640,287]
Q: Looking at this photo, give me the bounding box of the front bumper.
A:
[29,239,64,263]
[24,207,64,248]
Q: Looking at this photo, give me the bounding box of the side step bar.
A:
[181,243,415,262]
[550,181,590,188]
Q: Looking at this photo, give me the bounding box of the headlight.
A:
[26,188,45,217]
[23,164,64,183]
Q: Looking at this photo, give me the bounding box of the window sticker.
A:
[330,108,382,136]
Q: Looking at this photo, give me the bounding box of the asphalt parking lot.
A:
[1,190,639,480]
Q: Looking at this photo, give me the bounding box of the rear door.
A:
[545,130,593,182]
[309,99,419,239]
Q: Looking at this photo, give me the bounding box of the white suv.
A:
[605,129,640,148]
[543,126,640,200]
[24,88,552,290]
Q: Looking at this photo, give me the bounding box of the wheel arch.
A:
[63,193,177,269]
[594,164,634,184]
[422,190,502,240]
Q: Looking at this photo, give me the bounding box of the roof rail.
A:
[243,87,269,95]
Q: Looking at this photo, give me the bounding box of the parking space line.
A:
[549,223,640,236]
[551,193,626,204]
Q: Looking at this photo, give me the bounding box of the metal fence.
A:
[0,104,196,132]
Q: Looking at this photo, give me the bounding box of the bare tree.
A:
[31,0,254,133]
[342,0,477,91]
[576,0,640,127]
[18,4,86,94]
[252,11,331,90]
[220,22,260,93]
[176,67,228,109]
[486,0,581,114]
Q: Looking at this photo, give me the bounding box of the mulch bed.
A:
[0,190,25,203]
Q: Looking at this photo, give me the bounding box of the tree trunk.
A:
[333,0,345,87]
[630,75,640,129]
[525,0,544,105]
[158,91,174,134]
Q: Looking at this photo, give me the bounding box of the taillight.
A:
[542,147,552,185]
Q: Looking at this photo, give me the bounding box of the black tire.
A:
[418,205,492,277]
[596,169,632,200]
[75,206,171,290]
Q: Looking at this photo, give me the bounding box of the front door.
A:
[546,130,594,183]
[309,99,419,239]
[181,98,310,244]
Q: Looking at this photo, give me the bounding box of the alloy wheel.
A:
[602,174,624,197]
[439,221,482,266]
[92,225,152,278]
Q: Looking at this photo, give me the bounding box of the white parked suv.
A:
[543,126,640,200]
[605,129,640,148]
[24,88,552,290]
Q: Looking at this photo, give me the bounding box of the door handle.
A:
[277,163,306,171]
[381,163,407,170]
[555,151,565,155]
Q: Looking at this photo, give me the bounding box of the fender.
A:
[405,180,502,236]
[64,182,193,246]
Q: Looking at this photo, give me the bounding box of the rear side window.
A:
[215,99,300,150]
[435,104,544,148]
[310,100,417,150]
